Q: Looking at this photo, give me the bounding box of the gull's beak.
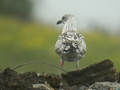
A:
[56,20,63,25]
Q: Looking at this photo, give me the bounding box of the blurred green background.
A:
[0,0,120,73]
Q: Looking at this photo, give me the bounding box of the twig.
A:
[41,62,67,72]
[13,60,67,73]
[13,61,33,70]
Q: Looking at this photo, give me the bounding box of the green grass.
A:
[0,17,120,73]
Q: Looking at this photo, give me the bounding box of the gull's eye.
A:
[62,16,67,21]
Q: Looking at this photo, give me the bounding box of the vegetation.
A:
[0,17,120,73]
[0,0,32,19]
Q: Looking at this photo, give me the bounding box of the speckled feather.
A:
[55,31,86,61]
[55,14,86,62]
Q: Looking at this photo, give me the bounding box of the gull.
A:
[55,14,86,70]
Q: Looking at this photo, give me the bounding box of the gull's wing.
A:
[55,37,63,55]
[78,35,86,57]
[55,31,86,58]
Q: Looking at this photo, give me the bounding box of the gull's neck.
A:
[62,19,77,34]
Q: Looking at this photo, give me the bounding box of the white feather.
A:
[55,15,87,62]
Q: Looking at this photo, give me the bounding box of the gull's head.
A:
[57,14,77,33]
[56,14,75,25]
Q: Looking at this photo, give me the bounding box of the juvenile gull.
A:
[55,14,86,70]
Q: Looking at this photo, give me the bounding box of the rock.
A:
[33,83,54,90]
[116,72,120,83]
[0,59,119,90]
[44,74,61,88]
[62,59,117,86]
[0,68,41,90]
[88,82,120,90]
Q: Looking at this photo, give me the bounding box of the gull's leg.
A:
[59,59,64,74]
[76,60,80,70]
[59,59,64,87]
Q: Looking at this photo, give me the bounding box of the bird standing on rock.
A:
[55,14,86,70]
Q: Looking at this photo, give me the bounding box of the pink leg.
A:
[59,60,64,87]
[60,60,64,66]
[76,60,79,70]
[59,60,64,74]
